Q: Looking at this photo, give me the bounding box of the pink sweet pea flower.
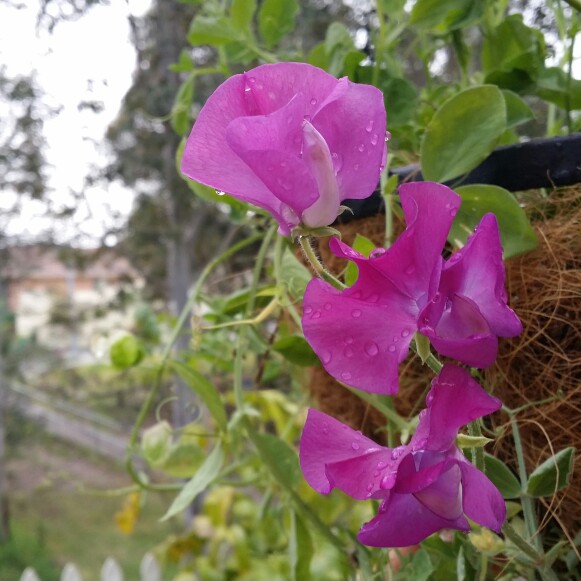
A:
[302,181,461,394]
[418,213,523,367]
[299,365,506,548]
[302,183,522,394]
[181,62,387,234]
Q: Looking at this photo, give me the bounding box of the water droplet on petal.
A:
[405,264,415,275]
[248,76,256,84]
[370,248,386,259]
[450,208,458,217]
[426,390,434,406]
[358,143,365,152]
[419,410,427,421]
[388,345,396,353]
[215,190,226,196]
[353,164,359,171]
[370,133,378,146]
[310,97,317,106]
[344,347,354,358]
[345,336,354,345]
[391,446,405,460]
[368,293,379,303]
[401,329,410,338]
[380,473,396,490]
[366,120,374,132]
[351,441,360,451]
[364,342,379,357]
[412,437,428,451]
[311,310,321,320]
[341,371,352,381]
[377,461,387,469]
[321,350,332,364]
[281,205,298,224]
[385,131,392,142]
[331,152,343,173]
[352,291,362,299]
[366,482,374,492]
[304,306,312,315]
[351,309,362,318]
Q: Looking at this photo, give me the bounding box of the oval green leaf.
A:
[449,184,538,258]
[421,85,506,183]
[484,453,522,499]
[526,447,575,498]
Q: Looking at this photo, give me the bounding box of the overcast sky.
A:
[0,0,151,245]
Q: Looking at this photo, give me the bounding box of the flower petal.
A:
[358,492,470,547]
[419,293,499,367]
[417,365,502,452]
[440,213,522,337]
[457,454,506,532]
[302,277,416,394]
[312,77,386,202]
[299,408,389,497]
[414,463,463,520]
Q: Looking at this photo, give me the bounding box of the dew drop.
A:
[385,131,392,142]
[352,291,362,299]
[311,310,322,320]
[370,248,386,259]
[401,329,410,338]
[344,347,354,358]
[322,350,332,364]
[351,441,360,451]
[388,345,396,353]
[377,461,388,470]
[304,306,313,315]
[331,152,343,173]
[366,482,374,492]
[380,473,395,490]
[268,91,276,100]
[248,76,256,84]
[215,190,226,196]
[364,342,379,357]
[345,336,354,345]
[370,133,379,146]
[310,97,318,106]
[351,309,362,318]
[366,119,374,132]
[419,410,427,421]
[405,264,415,275]
[341,371,352,381]
[426,390,434,406]
[450,208,458,217]
[353,164,360,171]
[391,446,405,460]
[324,302,332,310]
[322,423,329,435]
[368,293,380,303]
[304,114,311,123]
[358,143,365,152]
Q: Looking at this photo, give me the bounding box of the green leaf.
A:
[450,185,538,258]
[171,76,194,135]
[345,234,376,286]
[258,0,299,48]
[162,442,224,520]
[482,15,544,92]
[421,85,506,182]
[251,432,301,486]
[536,67,581,110]
[187,15,239,46]
[141,421,172,466]
[410,0,483,34]
[161,442,206,478]
[456,434,493,449]
[186,179,248,213]
[526,447,575,497]
[415,332,431,364]
[231,0,257,30]
[110,335,144,370]
[171,360,228,431]
[484,453,521,499]
[307,43,328,70]
[325,22,354,77]
[272,335,319,366]
[502,90,535,128]
[169,50,194,73]
[280,247,312,298]
[289,511,313,581]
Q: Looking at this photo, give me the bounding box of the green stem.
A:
[508,412,542,551]
[409,340,443,373]
[345,386,410,432]
[299,236,346,290]
[502,522,541,564]
[478,552,488,581]
[468,420,485,471]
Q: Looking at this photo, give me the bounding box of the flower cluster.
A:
[182,62,522,549]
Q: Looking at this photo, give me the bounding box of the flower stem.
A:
[299,236,346,290]
[409,340,443,373]
[468,419,485,471]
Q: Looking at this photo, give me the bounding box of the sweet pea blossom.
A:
[299,365,506,547]
[302,182,521,394]
[180,62,387,234]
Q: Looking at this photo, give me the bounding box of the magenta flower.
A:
[418,213,523,367]
[302,182,522,394]
[302,181,461,394]
[181,62,387,234]
[300,365,506,547]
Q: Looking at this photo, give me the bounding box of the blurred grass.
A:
[5,426,181,581]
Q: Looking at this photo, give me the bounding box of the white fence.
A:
[20,553,162,581]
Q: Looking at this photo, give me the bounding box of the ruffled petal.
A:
[418,365,502,452]
[312,77,386,202]
[302,277,416,394]
[457,454,506,532]
[358,492,470,548]
[441,214,523,337]
[419,293,499,367]
[299,408,390,497]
